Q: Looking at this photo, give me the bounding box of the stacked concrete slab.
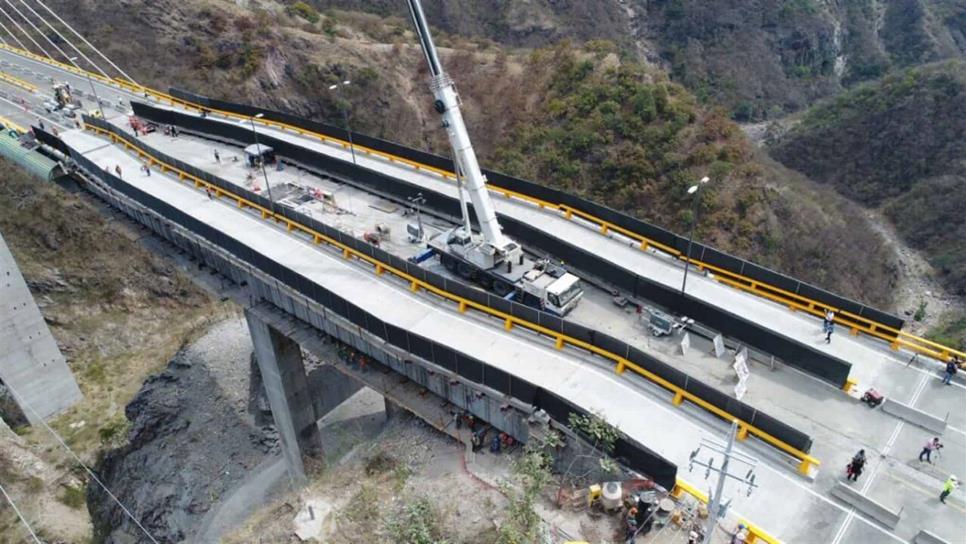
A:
[0,231,81,424]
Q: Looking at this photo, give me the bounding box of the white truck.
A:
[406,0,583,316]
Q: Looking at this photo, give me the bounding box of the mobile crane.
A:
[405,0,583,316]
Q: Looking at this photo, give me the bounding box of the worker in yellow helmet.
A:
[940,475,958,504]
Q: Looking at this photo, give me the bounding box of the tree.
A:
[497,431,560,544]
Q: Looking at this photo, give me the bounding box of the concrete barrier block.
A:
[881,398,947,434]
[914,530,950,544]
[830,483,902,530]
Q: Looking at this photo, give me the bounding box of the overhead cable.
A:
[3,380,161,544]
[17,0,109,78]
[0,4,49,58]
[32,0,140,87]
[3,0,69,61]
[0,482,43,544]
[0,17,28,51]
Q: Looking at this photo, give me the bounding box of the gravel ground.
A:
[87,316,279,544]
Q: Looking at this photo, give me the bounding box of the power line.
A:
[19,0,108,78]
[3,380,161,544]
[4,0,68,61]
[0,4,48,58]
[0,17,28,51]
[32,0,140,87]
[0,482,43,544]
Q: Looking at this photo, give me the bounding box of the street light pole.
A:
[328,80,356,165]
[249,112,274,211]
[68,55,103,120]
[680,176,710,297]
[408,192,425,240]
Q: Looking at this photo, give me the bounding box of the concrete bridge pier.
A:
[245,307,322,486]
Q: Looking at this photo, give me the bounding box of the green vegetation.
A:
[567,412,619,454]
[492,47,745,237]
[344,484,379,524]
[286,1,320,24]
[497,433,557,544]
[927,312,966,351]
[384,497,448,544]
[651,0,964,118]
[914,300,928,322]
[364,451,397,474]
[774,60,966,296]
[489,46,896,307]
[59,485,87,509]
[98,417,128,446]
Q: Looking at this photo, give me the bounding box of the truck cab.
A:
[519,264,582,316]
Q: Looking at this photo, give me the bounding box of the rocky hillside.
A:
[0,158,219,542]
[306,0,966,119]
[638,0,966,119]
[488,45,895,300]
[43,0,897,307]
[89,321,275,544]
[771,60,966,299]
[303,0,632,49]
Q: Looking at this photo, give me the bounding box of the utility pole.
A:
[688,420,759,544]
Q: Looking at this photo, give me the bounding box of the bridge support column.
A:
[245,308,321,486]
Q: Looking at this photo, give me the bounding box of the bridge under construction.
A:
[0,5,963,542]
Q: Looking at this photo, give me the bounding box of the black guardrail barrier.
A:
[45,122,680,491]
[167,87,904,333]
[104,110,817,455]
[134,102,851,390]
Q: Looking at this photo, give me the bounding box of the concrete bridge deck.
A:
[106,122,966,544]
[1,46,964,542]
[43,123,956,542]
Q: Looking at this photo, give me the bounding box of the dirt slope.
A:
[0,159,220,543]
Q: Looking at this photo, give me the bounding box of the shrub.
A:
[344,484,379,523]
[287,2,320,24]
[59,485,86,509]
[384,497,447,544]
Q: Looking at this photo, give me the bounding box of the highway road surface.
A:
[1,45,964,542]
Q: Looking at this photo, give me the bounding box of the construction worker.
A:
[919,437,943,464]
[940,475,958,504]
[942,359,958,385]
[624,507,638,543]
[731,524,749,543]
[847,449,866,482]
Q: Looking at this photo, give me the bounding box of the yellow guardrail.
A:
[0,69,38,93]
[672,479,781,543]
[0,115,26,134]
[8,41,954,365]
[83,122,821,477]
[136,78,966,367]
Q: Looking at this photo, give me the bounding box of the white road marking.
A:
[830,371,929,544]
[0,94,70,130]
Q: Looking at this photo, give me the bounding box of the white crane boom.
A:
[405,0,515,262]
